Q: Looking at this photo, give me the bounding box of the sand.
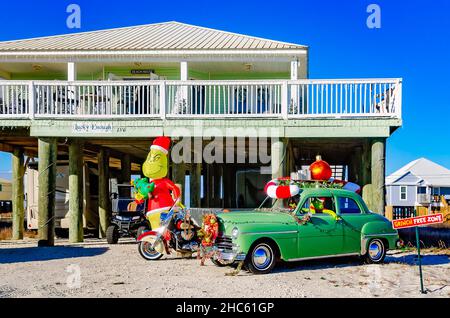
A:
[0,238,449,298]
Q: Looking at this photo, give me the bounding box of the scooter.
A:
[137,201,201,260]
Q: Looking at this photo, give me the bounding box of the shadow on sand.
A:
[266,253,450,274]
[0,246,109,264]
[273,256,362,274]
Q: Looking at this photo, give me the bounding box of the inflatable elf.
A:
[132,136,181,229]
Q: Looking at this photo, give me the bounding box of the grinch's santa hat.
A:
[151,136,171,154]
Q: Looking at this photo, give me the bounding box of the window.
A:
[400,186,407,200]
[299,196,336,215]
[417,187,427,194]
[338,197,362,214]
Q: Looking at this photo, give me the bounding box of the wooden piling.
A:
[190,162,202,208]
[121,153,131,184]
[69,139,84,243]
[271,138,287,207]
[38,137,57,246]
[361,140,372,187]
[172,162,186,201]
[11,148,24,240]
[98,148,110,238]
[206,164,214,207]
[222,165,232,208]
[371,138,386,215]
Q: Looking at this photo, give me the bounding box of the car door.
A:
[296,195,345,258]
[336,195,368,254]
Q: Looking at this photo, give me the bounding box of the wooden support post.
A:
[38,137,57,246]
[222,165,231,208]
[12,148,24,240]
[286,140,296,176]
[190,163,201,208]
[214,165,223,207]
[361,140,372,186]
[271,138,287,207]
[172,163,186,202]
[371,138,386,215]
[98,149,110,238]
[69,139,84,243]
[206,164,214,207]
[121,154,131,184]
[271,138,287,178]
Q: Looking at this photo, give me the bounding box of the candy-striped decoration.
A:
[264,177,361,199]
[264,178,301,199]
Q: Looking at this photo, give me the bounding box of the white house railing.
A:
[0,81,30,117]
[288,79,401,117]
[33,81,161,117]
[166,81,283,117]
[0,79,402,120]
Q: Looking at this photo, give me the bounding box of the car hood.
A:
[217,210,295,225]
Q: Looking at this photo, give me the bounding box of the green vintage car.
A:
[213,188,400,274]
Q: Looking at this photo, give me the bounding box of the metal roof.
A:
[0,21,307,52]
[386,158,450,187]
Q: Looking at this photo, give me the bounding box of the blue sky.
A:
[0,0,449,180]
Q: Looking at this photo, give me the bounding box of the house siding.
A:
[387,185,417,207]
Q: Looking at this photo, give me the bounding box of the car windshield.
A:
[255,193,302,214]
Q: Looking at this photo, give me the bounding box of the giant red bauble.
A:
[310,155,332,180]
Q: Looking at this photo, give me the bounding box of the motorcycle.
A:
[137,201,201,260]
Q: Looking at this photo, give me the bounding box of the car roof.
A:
[300,187,359,197]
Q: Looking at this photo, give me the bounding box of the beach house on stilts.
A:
[0,22,402,244]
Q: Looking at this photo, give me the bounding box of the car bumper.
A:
[216,250,247,262]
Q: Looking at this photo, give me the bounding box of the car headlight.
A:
[132,216,140,220]
[231,227,239,239]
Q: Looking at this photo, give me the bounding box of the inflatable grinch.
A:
[132,136,181,229]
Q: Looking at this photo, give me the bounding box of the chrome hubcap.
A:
[252,245,272,270]
[142,242,160,257]
[368,241,383,260]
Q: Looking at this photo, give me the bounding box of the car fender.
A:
[137,230,158,242]
[360,221,398,255]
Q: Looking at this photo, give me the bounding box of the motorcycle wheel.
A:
[138,241,163,260]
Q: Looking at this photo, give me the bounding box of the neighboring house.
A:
[0,21,403,235]
[386,158,450,218]
[0,177,12,213]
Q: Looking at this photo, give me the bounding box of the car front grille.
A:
[215,235,234,250]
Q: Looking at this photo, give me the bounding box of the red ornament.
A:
[310,155,332,181]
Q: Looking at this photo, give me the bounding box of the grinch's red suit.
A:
[146,178,181,216]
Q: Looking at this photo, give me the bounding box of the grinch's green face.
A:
[142,149,168,179]
[311,198,324,211]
